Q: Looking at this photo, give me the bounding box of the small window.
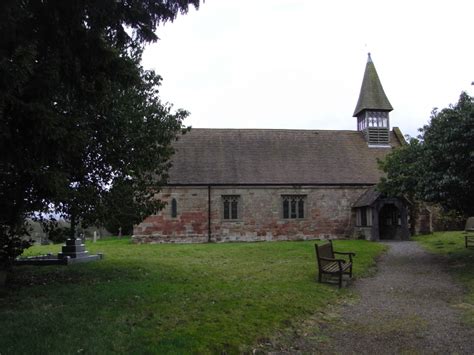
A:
[361,207,367,226]
[222,195,240,220]
[282,195,306,219]
[171,198,177,218]
[357,207,372,227]
[367,208,372,226]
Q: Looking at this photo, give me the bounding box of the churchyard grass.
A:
[414,231,474,325]
[0,238,385,354]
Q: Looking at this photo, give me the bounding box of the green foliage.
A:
[432,209,466,231]
[0,0,201,267]
[0,223,31,269]
[378,138,424,233]
[1,239,386,353]
[414,231,474,325]
[102,179,150,235]
[379,92,474,217]
[47,227,69,244]
[420,92,474,216]
[378,138,424,201]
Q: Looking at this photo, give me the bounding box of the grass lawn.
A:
[414,231,474,325]
[0,238,385,354]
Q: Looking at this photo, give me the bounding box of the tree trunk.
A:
[70,212,77,239]
[0,270,7,287]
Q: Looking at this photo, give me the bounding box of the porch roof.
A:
[352,186,381,207]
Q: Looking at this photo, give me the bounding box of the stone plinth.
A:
[58,238,90,259]
[15,253,104,266]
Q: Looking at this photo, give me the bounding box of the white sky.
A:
[142,0,474,138]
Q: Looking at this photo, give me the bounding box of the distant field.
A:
[414,231,474,325]
[0,238,385,354]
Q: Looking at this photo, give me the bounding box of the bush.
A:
[432,208,465,231]
[48,227,70,244]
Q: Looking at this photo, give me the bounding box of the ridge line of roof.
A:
[185,128,361,133]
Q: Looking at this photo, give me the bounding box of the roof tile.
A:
[167,128,401,185]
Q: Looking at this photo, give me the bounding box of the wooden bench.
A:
[466,235,474,248]
[315,240,355,288]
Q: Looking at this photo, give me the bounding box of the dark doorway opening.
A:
[379,203,402,240]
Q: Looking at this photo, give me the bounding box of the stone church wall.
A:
[132,186,369,244]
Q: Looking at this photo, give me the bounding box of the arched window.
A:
[171,198,177,218]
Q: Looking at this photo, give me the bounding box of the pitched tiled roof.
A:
[167,128,403,185]
[352,186,381,207]
[353,54,393,117]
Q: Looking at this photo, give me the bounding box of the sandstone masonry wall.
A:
[132,186,368,243]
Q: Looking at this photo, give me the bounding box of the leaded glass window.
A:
[282,195,306,219]
[356,207,372,227]
[222,195,240,220]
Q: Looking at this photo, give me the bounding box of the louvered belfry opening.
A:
[357,110,390,145]
[353,53,393,147]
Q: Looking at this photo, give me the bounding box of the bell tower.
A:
[353,53,393,146]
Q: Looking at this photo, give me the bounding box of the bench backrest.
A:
[315,241,334,268]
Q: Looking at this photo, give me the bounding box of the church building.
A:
[133,54,410,243]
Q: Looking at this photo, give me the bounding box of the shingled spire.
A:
[354,53,393,146]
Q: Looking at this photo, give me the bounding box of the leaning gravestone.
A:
[465,217,474,249]
[465,217,474,232]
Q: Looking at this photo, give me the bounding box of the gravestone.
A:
[58,238,90,259]
[16,239,103,266]
[57,229,102,262]
[465,217,474,232]
[465,217,474,248]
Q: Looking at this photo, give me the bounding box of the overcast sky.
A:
[142,0,474,138]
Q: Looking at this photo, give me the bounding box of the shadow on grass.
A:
[0,239,386,353]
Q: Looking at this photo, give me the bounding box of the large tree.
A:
[101,178,158,236]
[0,0,200,269]
[379,91,474,217]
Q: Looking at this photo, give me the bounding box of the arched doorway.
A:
[379,203,402,240]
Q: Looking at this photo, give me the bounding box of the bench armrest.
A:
[333,251,355,262]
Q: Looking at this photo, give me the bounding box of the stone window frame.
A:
[222,195,241,221]
[281,195,306,219]
[356,207,373,227]
[171,198,178,218]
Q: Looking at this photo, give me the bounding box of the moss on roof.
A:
[167,128,402,185]
[353,54,393,117]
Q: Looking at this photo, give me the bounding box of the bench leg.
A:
[338,271,342,288]
[318,272,322,283]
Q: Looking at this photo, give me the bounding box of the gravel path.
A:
[261,241,474,354]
